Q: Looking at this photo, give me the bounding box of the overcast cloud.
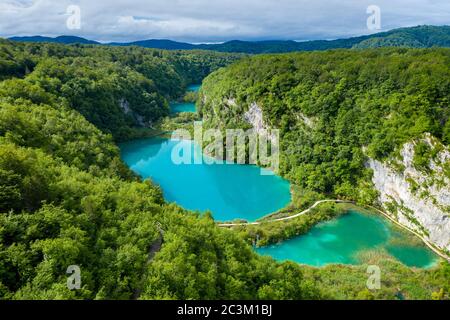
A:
[0,0,449,42]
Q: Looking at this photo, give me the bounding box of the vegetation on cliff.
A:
[200,48,450,204]
[0,40,448,300]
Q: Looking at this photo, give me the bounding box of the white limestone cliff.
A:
[368,135,450,253]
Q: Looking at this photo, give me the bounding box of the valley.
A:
[0,38,449,300]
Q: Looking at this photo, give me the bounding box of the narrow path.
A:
[133,233,164,300]
[218,199,450,262]
[366,205,450,262]
[218,200,352,227]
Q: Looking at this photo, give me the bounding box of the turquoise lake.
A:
[170,102,196,113]
[169,84,201,114]
[187,84,201,92]
[120,137,292,222]
[256,211,438,268]
[122,82,439,269]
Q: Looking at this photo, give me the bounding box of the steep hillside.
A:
[368,135,450,253]
[0,40,322,300]
[1,41,448,300]
[199,48,450,253]
[0,40,242,141]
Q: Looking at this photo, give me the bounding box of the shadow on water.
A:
[119,137,167,166]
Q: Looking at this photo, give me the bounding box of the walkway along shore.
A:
[365,205,450,262]
[218,200,450,262]
[217,200,352,227]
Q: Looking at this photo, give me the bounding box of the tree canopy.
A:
[0,40,448,300]
[200,48,450,202]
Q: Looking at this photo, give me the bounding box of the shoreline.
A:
[122,87,450,264]
[365,204,450,262]
[252,205,444,269]
[121,132,450,263]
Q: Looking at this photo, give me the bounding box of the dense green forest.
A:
[10,25,450,53]
[199,26,450,53]
[200,48,450,204]
[0,40,327,299]
[0,40,448,300]
[198,47,450,299]
[0,40,242,141]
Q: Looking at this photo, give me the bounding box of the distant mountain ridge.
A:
[9,35,100,45]
[109,39,196,50]
[8,25,450,53]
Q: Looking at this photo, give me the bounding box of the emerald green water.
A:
[256,211,438,268]
[120,137,291,222]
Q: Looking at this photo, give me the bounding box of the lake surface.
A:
[124,82,438,268]
[169,84,201,114]
[170,102,196,113]
[187,84,201,92]
[256,211,438,268]
[120,137,291,221]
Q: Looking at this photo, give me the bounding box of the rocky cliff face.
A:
[202,93,450,254]
[243,102,279,144]
[244,103,266,135]
[368,135,450,253]
[119,98,151,127]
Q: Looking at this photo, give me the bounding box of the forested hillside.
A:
[354,25,450,49]
[199,26,450,53]
[0,40,330,300]
[10,25,450,53]
[0,40,448,300]
[199,47,450,263]
[0,40,242,141]
[200,48,450,203]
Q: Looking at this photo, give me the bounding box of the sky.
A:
[0,0,449,43]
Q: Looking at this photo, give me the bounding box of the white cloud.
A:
[0,0,449,42]
[115,15,261,40]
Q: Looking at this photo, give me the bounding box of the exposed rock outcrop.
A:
[244,103,267,134]
[203,92,450,255]
[368,135,450,253]
[243,102,278,144]
[119,98,151,127]
[119,99,131,114]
